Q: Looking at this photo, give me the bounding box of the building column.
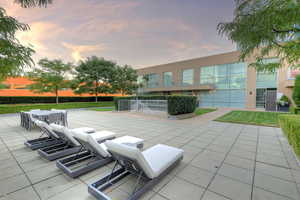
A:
[246,66,256,109]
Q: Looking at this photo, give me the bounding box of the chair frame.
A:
[37,129,82,161]
[88,149,183,200]
[24,123,64,150]
[56,136,115,178]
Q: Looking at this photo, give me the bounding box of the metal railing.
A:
[118,100,168,114]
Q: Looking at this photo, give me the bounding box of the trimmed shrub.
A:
[293,75,300,107]
[0,96,113,104]
[279,115,300,159]
[0,102,114,114]
[167,95,197,115]
[290,106,300,114]
[114,95,197,115]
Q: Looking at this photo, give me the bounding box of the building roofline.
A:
[138,50,240,70]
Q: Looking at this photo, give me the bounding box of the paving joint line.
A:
[249,126,259,200]
[0,137,42,200]
[199,124,245,200]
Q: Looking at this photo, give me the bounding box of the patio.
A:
[0,110,299,200]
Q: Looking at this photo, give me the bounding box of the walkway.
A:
[0,110,299,200]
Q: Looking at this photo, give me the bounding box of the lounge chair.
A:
[88,141,183,200]
[24,120,65,150]
[56,130,143,178]
[37,124,95,161]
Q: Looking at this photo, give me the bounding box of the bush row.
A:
[0,96,114,104]
[279,115,300,159]
[0,102,114,114]
[289,106,300,115]
[114,95,197,115]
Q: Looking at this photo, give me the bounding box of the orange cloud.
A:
[62,42,107,62]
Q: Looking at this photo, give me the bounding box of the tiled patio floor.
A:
[0,110,300,200]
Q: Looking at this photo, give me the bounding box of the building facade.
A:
[137,51,300,110]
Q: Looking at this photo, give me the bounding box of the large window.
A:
[256,58,279,89]
[147,73,160,88]
[163,72,173,87]
[199,62,247,108]
[200,62,246,89]
[182,69,194,86]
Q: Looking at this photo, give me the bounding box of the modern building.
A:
[0,77,123,97]
[137,51,300,110]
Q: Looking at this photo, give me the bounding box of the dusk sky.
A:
[1,0,237,68]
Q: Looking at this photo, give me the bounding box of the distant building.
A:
[137,50,300,110]
[0,77,123,97]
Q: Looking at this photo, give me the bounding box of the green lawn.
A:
[90,107,115,112]
[215,110,282,127]
[0,101,114,114]
[195,108,217,116]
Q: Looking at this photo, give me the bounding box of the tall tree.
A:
[110,65,139,95]
[14,0,52,8]
[218,0,300,71]
[72,56,116,102]
[28,58,72,104]
[0,7,34,82]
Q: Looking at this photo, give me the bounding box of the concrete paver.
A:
[0,109,299,200]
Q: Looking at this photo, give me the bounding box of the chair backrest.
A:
[49,124,80,146]
[72,130,110,157]
[105,140,155,179]
[35,120,59,138]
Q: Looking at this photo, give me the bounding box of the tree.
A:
[72,56,116,102]
[14,0,52,8]
[0,7,34,82]
[218,0,300,71]
[293,75,300,107]
[110,65,139,95]
[28,58,72,104]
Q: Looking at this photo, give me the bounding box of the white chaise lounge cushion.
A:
[142,144,183,178]
[35,120,59,138]
[49,124,95,146]
[105,141,183,179]
[87,131,116,157]
[73,130,116,157]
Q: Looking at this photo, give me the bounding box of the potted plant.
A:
[277,95,290,112]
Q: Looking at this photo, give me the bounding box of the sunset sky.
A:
[1,0,237,68]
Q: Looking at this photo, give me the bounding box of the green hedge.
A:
[279,115,300,159]
[167,96,197,115]
[290,106,300,114]
[0,102,114,114]
[293,75,300,107]
[114,95,197,115]
[0,96,113,104]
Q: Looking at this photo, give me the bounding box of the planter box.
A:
[168,112,196,120]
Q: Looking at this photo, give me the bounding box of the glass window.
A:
[200,66,215,84]
[201,66,215,78]
[215,64,227,77]
[147,73,160,88]
[163,72,173,87]
[256,66,277,89]
[137,75,144,85]
[182,69,194,86]
[230,63,246,75]
[230,75,246,89]
[215,76,228,89]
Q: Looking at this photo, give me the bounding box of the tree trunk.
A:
[55,88,59,104]
[95,80,99,102]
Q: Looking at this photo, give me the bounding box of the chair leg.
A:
[132,170,143,195]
